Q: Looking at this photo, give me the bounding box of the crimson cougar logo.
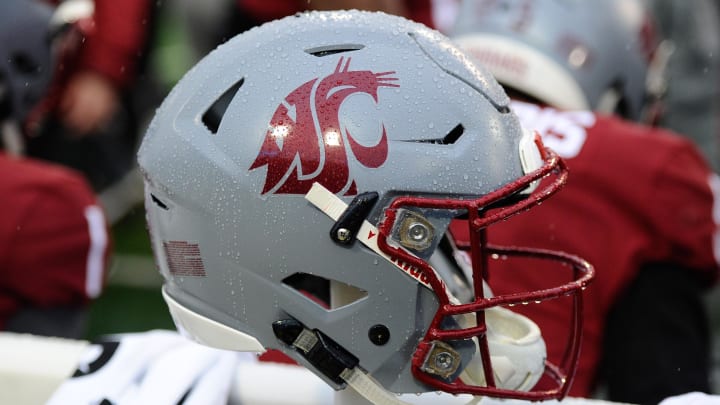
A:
[249,57,399,196]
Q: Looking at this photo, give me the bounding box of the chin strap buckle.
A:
[273,318,417,405]
[329,191,379,246]
[272,319,358,385]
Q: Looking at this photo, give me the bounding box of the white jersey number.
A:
[511,101,595,159]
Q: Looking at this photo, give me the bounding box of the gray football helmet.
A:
[138,10,593,402]
[450,0,657,121]
[0,0,56,124]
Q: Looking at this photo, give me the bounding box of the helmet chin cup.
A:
[461,306,546,392]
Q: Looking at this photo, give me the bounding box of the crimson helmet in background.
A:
[138,10,593,402]
[450,0,665,122]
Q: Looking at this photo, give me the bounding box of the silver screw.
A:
[434,351,454,370]
[336,228,352,242]
[408,222,429,242]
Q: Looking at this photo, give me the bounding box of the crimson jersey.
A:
[0,153,110,329]
[47,0,153,89]
[236,0,435,28]
[450,101,719,397]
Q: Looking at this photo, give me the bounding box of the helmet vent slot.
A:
[150,193,169,210]
[201,77,244,134]
[282,272,367,311]
[305,44,365,57]
[403,124,465,145]
[439,123,464,145]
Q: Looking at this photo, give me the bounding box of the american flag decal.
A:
[163,241,207,277]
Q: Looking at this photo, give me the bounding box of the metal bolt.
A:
[397,212,434,251]
[434,351,454,370]
[420,341,461,379]
[407,222,429,242]
[336,228,351,242]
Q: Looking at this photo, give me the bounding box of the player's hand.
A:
[47,329,240,405]
[58,71,119,136]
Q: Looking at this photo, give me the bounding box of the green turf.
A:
[110,204,153,256]
[85,285,175,340]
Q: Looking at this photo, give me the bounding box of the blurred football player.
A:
[450,1,719,403]
[0,0,111,338]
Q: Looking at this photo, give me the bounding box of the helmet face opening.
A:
[138,9,595,402]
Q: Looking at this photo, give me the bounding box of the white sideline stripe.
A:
[84,205,108,298]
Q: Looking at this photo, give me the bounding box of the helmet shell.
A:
[139,10,530,393]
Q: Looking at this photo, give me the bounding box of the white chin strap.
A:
[306,183,546,404]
